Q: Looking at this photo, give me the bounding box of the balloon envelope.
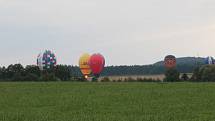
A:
[164,55,176,69]
[89,53,105,75]
[205,56,214,65]
[79,53,91,77]
[37,50,57,70]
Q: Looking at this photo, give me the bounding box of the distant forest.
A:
[71,57,205,77]
[0,57,205,81]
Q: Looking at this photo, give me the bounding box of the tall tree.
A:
[164,68,180,82]
[55,65,71,81]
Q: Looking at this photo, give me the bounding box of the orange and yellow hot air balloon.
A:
[79,53,91,79]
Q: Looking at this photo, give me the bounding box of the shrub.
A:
[40,73,58,81]
[101,77,111,82]
[23,73,40,81]
[181,73,189,81]
[12,73,24,81]
[127,77,135,82]
[117,78,122,82]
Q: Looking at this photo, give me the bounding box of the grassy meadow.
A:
[0,82,214,121]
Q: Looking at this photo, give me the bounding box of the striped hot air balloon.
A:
[79,53,92,79]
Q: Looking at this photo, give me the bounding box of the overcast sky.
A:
[0,0,215,66]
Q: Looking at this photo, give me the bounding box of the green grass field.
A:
[0,82,215,121]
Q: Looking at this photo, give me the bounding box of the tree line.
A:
[163,64,215,82]
[0,61,213,82]
[0,64,72,81]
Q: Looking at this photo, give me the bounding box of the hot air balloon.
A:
[89,53,105,78]
[205,56,214,65]
[79,53,92,79]
[37,50,57,70]
[164,55,176,69]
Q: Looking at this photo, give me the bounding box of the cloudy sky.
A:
[0,0,215,66]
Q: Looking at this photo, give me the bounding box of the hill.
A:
[70,57,206,77]
[154,57,205,66]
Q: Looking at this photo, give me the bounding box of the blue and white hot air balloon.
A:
[205,56,214,65]
[37,50,57,70]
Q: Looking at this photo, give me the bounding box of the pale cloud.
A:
[0,0,215,66]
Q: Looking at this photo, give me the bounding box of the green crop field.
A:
[0,82,215,121]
